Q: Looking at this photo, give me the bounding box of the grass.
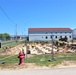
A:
[1,40,15,45]
[0,53,76,68]
[0,41,24,52]
[0,55,19,64]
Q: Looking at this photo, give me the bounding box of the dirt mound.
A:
[0,44,24,55]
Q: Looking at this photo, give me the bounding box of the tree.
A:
[0,33,11,41]
[0,34,3,40]
[4,33,11,40]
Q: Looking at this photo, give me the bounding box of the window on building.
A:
[46,32,48,34]
[45,36,48,39]
[55,32,57,34]
[50,36,52,39]
[60,36,62,39]
[65,36,67,38]
[55,36,57,39]
[65,32,67,33]
[69,36,71,38]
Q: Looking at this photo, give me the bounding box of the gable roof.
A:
[29,28,72,31]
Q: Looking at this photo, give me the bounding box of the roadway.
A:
[0,67,76,75]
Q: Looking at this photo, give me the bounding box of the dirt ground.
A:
[0,44,24,55]
[0,60,76,70]
[0,42,76,70]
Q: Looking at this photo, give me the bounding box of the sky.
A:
[0,0,76,35]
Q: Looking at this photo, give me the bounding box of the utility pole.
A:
[16,24,17,43]
[48,35,55,62]
[51,35,55,61]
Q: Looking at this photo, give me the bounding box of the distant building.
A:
[28,28,72,41]
[72,28,76,39]
[11,35,27,40]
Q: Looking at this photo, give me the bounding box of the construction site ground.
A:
[0,41,76,70]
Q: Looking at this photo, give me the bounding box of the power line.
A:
[0,5,18,40]
[0,5,15,24]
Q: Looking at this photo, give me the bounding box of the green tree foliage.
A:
[0,33,11,41]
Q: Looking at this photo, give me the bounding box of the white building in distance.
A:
[28,28,72,41]
[72,28,76,39]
